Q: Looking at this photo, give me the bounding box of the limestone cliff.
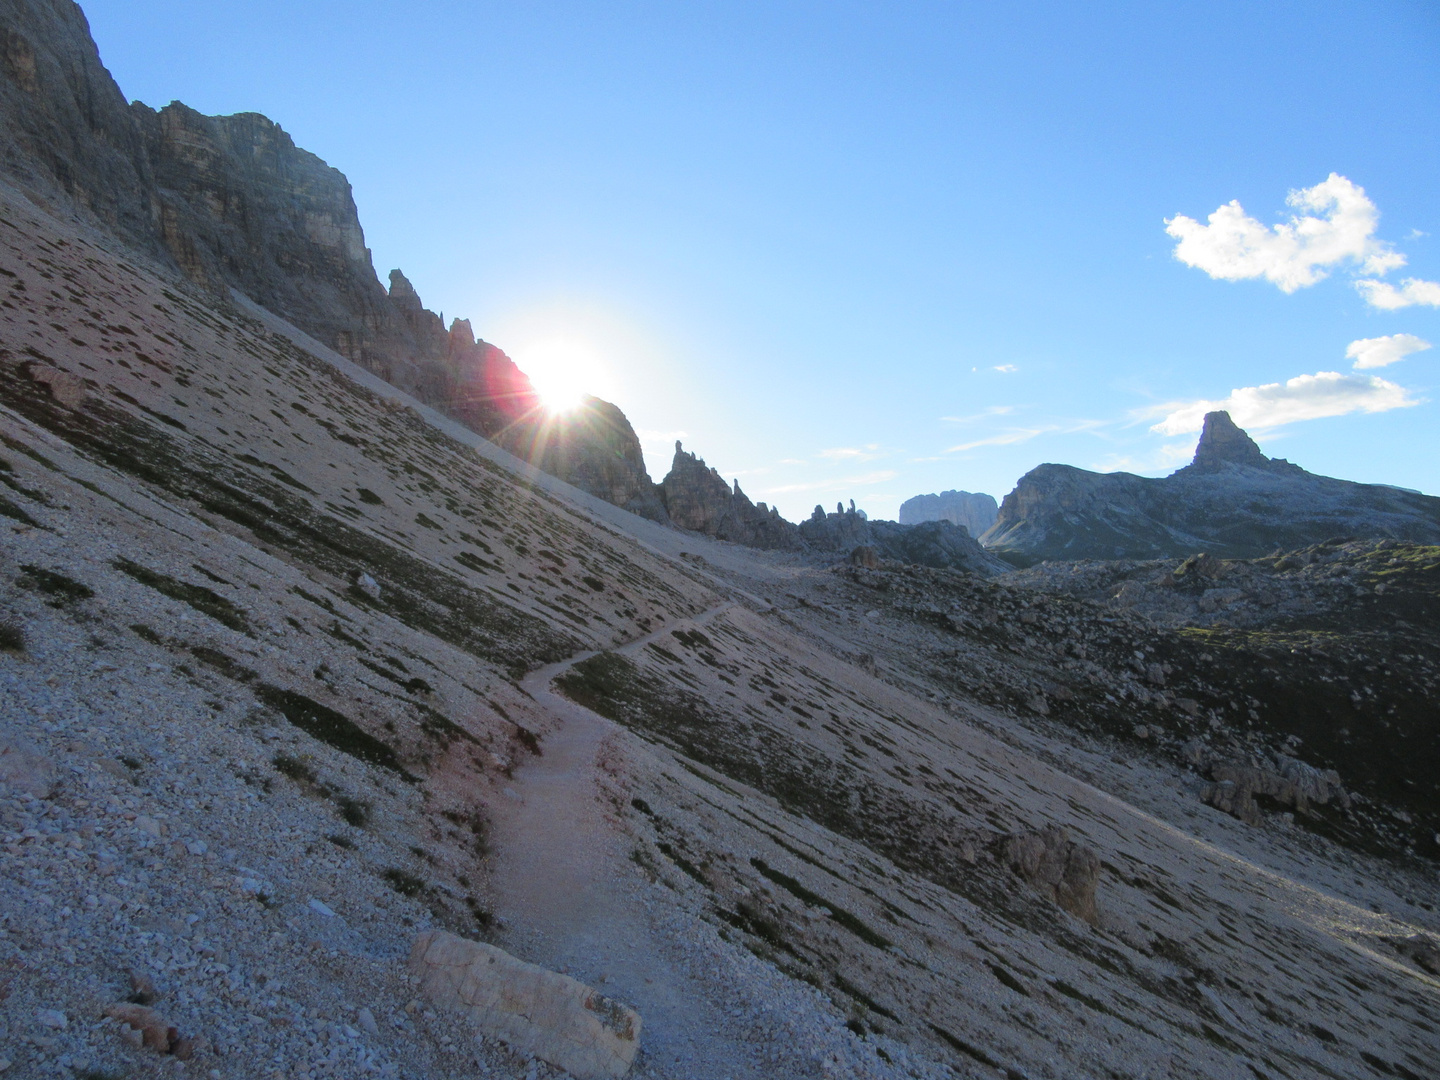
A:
[660,443,801,550]
[0,0,663,518]
[982,410,1440,565]
[898,489,998,537]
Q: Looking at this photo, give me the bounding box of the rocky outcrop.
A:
[0,0,663,517]
[898,489,997,537]
[410,930,642,1080]
[997,827,1100,924]
[1184,742,1351,825]
[801,502,1010,575]
[659,443,802,549]
[982,411,1440,566]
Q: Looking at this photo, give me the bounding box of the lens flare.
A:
[513,337,600,415]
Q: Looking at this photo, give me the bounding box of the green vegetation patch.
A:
[113,558,250,633]
[750,857,892,949]
[18,564,93,606]
[254,684,413,779]
[0,620,24,652]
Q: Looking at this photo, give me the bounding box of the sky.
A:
[82,0,1440,520]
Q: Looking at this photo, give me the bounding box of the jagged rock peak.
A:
[1190,411,1270,471]
[387,269,423,313]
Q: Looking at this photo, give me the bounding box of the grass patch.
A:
[113,558,249,633]
[0,620,24,652]
[19,564,93,606]
[382,867,425,897]
[335,796,371,828]
[750,857,892,949]
[253,684,413,779]
[0,494,43,528]
[272,753,317,784]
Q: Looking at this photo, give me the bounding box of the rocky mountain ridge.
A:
[0,0,667,519]
[982,410,1440,565]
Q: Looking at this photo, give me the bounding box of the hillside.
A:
[0,3,1437,1079]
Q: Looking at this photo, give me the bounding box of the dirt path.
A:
[488,603,789,1079]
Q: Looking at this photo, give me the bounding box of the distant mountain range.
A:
[979,411,1440,566]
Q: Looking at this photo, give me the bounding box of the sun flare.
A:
[515,337,601,415]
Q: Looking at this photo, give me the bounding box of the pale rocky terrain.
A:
[1,2,1439,1077]
[0,176,1438,1080]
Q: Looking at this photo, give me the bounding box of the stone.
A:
[409,930,642,1080]
[352,572,381,600]
[129,970,158,1005]
[1386,934,1440,976]
[35,1008,66,1029]
[848,546,881,569]
[25,363,86,407]
[105,1003,181,1053]
[0,737,54,798]
[997,827,1100,924]
[356,1006,379,1036]
[1196,751,1350,825]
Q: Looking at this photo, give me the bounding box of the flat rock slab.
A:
[409,930,642,1079]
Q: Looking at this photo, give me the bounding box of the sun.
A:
[514,337,600,415]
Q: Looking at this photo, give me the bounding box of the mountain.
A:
[982,410,1440,566]
[659,442,1009,571]
[0,0,665,519]
[898,489,998,536]
[3,8,1439,1078]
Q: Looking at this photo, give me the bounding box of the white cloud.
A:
[941,406,1014,423]
[992,364,1018,373]
[1346,333,1432,370]
[763,469,897,495]
[944,427,1052,453]
[1165,174,1404,292]
[1146,370,1421,435]
[817,444,883,462]
[1355,277,1440,310]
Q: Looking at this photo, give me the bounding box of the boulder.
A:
[1196,751,1350,825]
[409,930,642,1080]
[998,827,1100,924]
[0,735,54,798]
[849,545,881,569]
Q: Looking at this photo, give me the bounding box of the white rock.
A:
[308,898,336,918]
[409,930,642,1080]
[36,1008,67,1029]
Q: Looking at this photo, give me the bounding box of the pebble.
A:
[36,1008,67,1029]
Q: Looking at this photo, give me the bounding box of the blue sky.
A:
[83,0,1440,519]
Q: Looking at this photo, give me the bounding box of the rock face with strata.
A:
[982,411,1440,565]
[410,930,642,1080]
[898,489,998,537]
